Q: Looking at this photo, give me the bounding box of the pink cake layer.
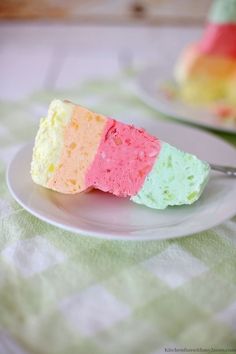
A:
[85,118,161,197]
[199,23,236,59]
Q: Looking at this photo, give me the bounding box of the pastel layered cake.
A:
[31,99,210,209]
[175,0,236,105]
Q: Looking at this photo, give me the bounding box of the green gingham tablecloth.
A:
[0,73,236,354]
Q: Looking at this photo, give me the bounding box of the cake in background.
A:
[174,0,236,120]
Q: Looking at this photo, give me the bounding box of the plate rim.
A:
[137,65,236,134]
[6,135,236,241]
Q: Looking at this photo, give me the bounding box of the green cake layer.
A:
[209,0,236,24]
[131,143,210,209]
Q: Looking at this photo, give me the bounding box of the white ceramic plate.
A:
[7,118,236,241]
[137,65,236,134]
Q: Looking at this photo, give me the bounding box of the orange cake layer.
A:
[47,105,107,193]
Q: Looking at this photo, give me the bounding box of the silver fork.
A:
[210,163,236,177]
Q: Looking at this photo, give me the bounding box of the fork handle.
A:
[210,163,236,177]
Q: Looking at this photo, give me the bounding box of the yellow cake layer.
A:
[31,100,74,187]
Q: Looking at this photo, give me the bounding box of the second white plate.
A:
[137,65,236,134]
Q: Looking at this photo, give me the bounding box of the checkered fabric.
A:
[0,73,236,354]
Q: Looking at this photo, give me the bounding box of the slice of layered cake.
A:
[31,100,210,209]
[175,0,236,105]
